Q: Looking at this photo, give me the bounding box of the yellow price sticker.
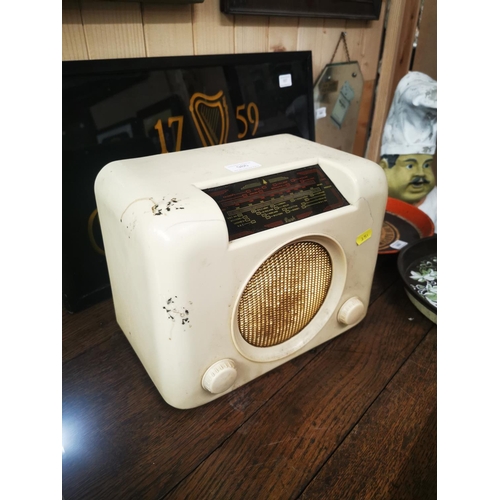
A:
[356,229,372,246]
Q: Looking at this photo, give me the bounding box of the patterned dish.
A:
[397,235,437,323]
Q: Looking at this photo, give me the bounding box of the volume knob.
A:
[337,297,365,325]
[202,359,237,394]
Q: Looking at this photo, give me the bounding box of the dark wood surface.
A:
[62,255,437,500]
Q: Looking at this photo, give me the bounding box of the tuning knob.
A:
[202,359,237,394]
[337,297,365,325]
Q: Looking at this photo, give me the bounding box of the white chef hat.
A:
[381,71,437,156]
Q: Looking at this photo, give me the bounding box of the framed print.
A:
[62,51,315,312]
[220,0,382,20]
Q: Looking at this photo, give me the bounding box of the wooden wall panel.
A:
[412,0,436,80]
[80,1,146,59]
[366,0,410,162]
[343,20,365,64]
[192,0,234,55]
[62,1,89,61]
[360,0,387,80]
[346,0,386,81]
[388,0,421,103]
[143,4,194,57]
[235,15,269,53]
[412,0,437,177]
[347,0,386,157]
[365,0,428,163]
[352,79,375,157]
[268,17,299,52]
[316,18,346,72]
[297,18,329,83]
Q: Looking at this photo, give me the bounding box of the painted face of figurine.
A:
[380,154,436,205]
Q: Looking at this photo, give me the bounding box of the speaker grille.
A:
[237,241,332,347]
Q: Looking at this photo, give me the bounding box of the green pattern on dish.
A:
[408,255,437,308]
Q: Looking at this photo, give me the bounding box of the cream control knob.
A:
[202,359,237,394]
[338,297,365,325]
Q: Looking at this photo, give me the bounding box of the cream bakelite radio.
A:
[95,134,388,409]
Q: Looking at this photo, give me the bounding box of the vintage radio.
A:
[95,134,387,409]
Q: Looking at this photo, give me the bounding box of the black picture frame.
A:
[221,0,382,20]
[63,51,315,313]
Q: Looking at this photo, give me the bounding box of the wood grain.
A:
[387,0,421,105]
[163,282,433,499]
[345,0,387,81]
[300,326,437,499]
[62,327,330,499]
[62,1,89,61]
[62,258,405,500]
[268,16,299,52]
[314,18,346,76]
[366,0,409,162]
[62,298,118,363]
[412,0,436,80]
[352,79,376,158]
[80,1,146,60]
[235,15,269,53]
[366,0,418,162]
[192,0,234,55]
[411,0,437,179]
[143,3,194,57]
[297,17,328,83]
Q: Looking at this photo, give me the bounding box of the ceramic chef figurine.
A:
[380,71,437,230]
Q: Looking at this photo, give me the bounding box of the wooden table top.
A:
[62,255,437,500]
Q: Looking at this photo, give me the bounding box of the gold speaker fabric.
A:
[238,241,332,347]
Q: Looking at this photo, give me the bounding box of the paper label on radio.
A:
[279,74,292,88]
[390,240,408,250]
[356,229,372,246]
[225,160,262,172]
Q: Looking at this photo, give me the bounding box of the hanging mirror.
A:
[313,33,364,154]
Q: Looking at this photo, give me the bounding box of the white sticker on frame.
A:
[279,74,292,88]
[316,107,327,119]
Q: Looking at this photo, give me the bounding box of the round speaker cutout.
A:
[237,241,332,348]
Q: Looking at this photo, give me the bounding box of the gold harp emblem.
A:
[189,91,229,147]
